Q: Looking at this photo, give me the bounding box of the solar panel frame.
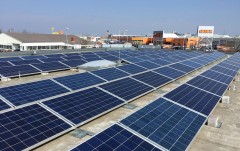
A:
[0,64,41,78]
[43,87,124,125]
[70,124,162,151]
[99,77,153,102]
[169,63,195,73]
[0,97,11,111]
[200,70,234,85]
[54,72,106,91]
[0,79,69,106]
[0,104,72,151]
[164,84,220,116]
[132,71,172,88]
[187,76,229,96]
[153,67,186,79]
[91,68,130,81]
[60,59,87,68]
[135,61,160,69]
[120,98,206,151]
[10,59,42,65]
[21,55,47,60]
[31,62,70,72]
[116,64,147,75]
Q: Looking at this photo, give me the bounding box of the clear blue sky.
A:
[1,0,239,36]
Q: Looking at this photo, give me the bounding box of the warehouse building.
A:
[0,32,89,51]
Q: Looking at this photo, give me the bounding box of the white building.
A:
[0,33,88,51]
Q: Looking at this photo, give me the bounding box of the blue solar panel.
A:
[132,71,172,88]
[0,57,23,62]
[10,59,42,65]
[0,104,71,151]
[71,124,162,151]
[22,55,47,60]
[64,53,80,56]
[164,84,220,116]
[136,55,153,60]
[189,58,209,65]
[162,57,179,63]
[117,64,146,74]
[62,55,84,60]
[0,61,12,67]
[149,58,171,66]
[44,54,66,58]
[54,72,106,90]
[83,57,102,62]
[169,63,195,73]
[100,56,119,61]
[120,98,206,151]
[0,98,11,111]
[201,69,234,85]
[31,62,70,72]
[211,65,238,77]
[0,79,69,106]
[60,59,86,68]
[122,57,144,63]
[91,68,129,81]
[187,76,228,96]
[43,87,124,125]
[100,78,153,101]
[136,61,159,69]
[181,60,203,68]
[40,57,66,63]
[153,67,186,79]
[0,64,41,78]
[217,62,239,71]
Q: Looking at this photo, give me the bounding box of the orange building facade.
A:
[163,37,200,49]
[131,37,153,45]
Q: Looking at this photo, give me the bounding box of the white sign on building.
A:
[197,26,214,37]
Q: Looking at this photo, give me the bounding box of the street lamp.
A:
[125,29,128,42]
[65,27,69,49]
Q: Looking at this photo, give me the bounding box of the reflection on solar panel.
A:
[211,65,238,77]
[136,61,159,69]
[0,61,12,67]
[181,60,202,68]
[164,84,220,116]
[32,62,69,72]
[40,57,65,63]
[22,55,47,60]
[0,104,71,151]
[169,63,195,73]
[10,59,42,65]
[121,98,206,151]
[0,80,69,106]
[60,59,86,68]
[91,68,129,81]
[54,72,105,90]
[0,98,11,111]
[153,67,186,79]
[0,64,41,78]
[149,58,171,66]
[43,88,124,125]
[0,57,22,62]
[71,124,162,151]
[132,71,172,88]
[100,78,153,101]
[117,64,146,74]
[187,76,228,96]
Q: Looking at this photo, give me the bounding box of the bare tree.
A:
[0,28,2,33]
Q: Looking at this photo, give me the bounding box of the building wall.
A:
[131,37,152,45]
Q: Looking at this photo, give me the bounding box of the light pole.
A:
[125,29,128,42]
[65,27,69,49]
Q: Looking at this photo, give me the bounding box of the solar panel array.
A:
[0,50,234,151]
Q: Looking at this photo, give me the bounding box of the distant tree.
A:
[0,28,2,34]
[7,28,14,33]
